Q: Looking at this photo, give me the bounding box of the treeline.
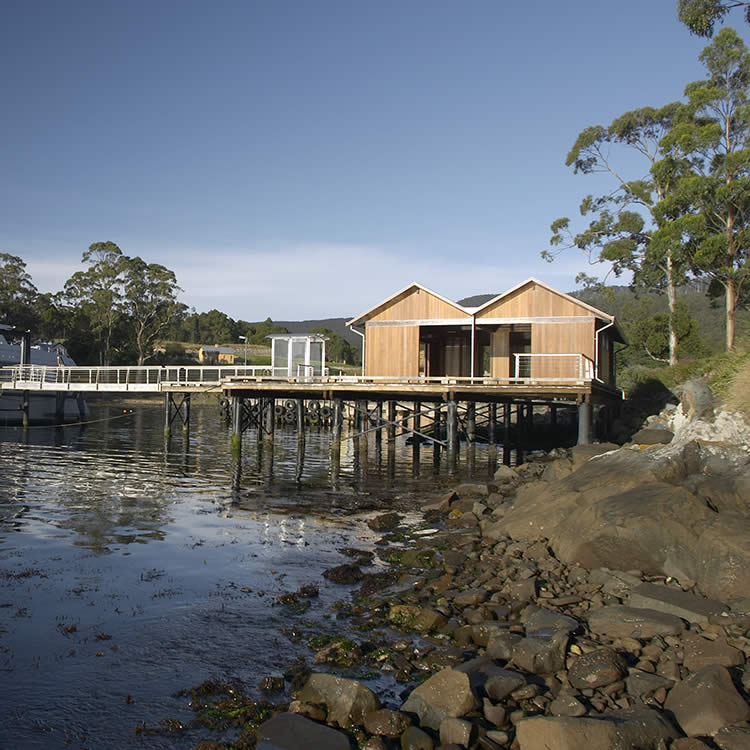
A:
[546,25,750,366]
[0,244,358,366]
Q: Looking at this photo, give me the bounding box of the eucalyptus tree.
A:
[0,253,39,331]
[658,27,750,351]
[545,103,690,365]
[62,242,125,365]
[120,257,183,365]
[678,0,750,36]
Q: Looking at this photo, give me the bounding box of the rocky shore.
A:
[207,380,750,750]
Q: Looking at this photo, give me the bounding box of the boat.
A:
[0,325,89,426]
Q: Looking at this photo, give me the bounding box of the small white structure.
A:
[267,334,327,377]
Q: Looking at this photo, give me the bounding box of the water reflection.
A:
[0,402,491,748]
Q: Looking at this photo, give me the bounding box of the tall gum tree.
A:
[63,242,125,365]
[659,27,750,351]
[545,103,689,366]
[0,253,39,332]
[678,0,750,36]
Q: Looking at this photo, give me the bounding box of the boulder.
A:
[516,707,679,750]
[630,428,674,445]
[401,667,478,731]
[296,673,380,729]
[567,648,626,690]
[664,664,750,736]
[256,712,351,750]
[363,708,411,737]
[627,582,727,624]
[587,606,685,640]
[511,630,569,675]
[681,632,745,672]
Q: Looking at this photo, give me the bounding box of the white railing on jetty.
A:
[0,353,600,393]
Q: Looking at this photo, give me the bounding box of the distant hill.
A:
[248,317,360,346]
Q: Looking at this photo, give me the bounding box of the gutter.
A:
[349,325,365,376]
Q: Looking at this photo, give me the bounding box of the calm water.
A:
[0,402,492,749]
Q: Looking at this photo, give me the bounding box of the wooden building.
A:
[347,278,625,386]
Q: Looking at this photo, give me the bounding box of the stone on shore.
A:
[516,708,679,750]
[256,712,351,750]
[587,605,685,639]
[628,581,727,624]
[664,664,750,736]
[296,673,380,729]
[401,667,478,731]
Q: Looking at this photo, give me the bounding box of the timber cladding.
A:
[477,282,590,319]
[367,287,468,323]
[365,325,419,377]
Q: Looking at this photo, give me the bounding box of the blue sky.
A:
[1,1,745,320]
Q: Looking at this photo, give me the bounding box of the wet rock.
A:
[515,707,679,750]
[256,712,351,750]
[322,563,364,584]
[494,465,518,482]
[567,647,626,690]
[312,638,363,667]
[671,740,714,750]
[401,667,478,731]
[664,664,750,736]
[587,605,685,639]
[630,428,674,445]
[296,673,380,729]
[511,630,569,675]
[367,512,402,531]
[628,582,727,624]
[288,700,327,721]
[363,708,411,737]
[257,675,285,692]
[455,482,489,498]
[482,697,506,727]
[400,725,434,749]
[361,738,388,750]
[453,588,488,607]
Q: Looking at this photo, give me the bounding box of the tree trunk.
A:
[666,252,678,366]
[727,277,736,352]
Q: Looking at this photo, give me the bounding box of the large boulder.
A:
[401,667,478,731]
[257,712,351,750]
[516,708,679,750]
[296,673,380,729]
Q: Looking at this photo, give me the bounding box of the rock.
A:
[524,606,579,636]
[361,738,388,750]
[664,664,750,736]
[483,697,507,727]
[511,630,569,675]
[401,667,478,731]
[625,670,674,701]
[548,691,587,717]
[454,482,489,497]
[715,725,750,750]
[322,564,364,584]
[400,725,434,749]
[486,630,521,661]
[569,443,620,468]
[628,582,727,624]
[453,588,488,607]
[679,379,715,420]
[363,708,411,737]
[671,740,714,749]
[296,673,380,729]
[312,639,363,667]
[256,712,351,750]
[515,707,679,750]
[287,700,327,721]
[567,648,626,690]
[630,428,674,445]
[694,514,750,600]
[484,669,527,701]
[587,606,685,640]
[494,465,519,482]
[367,512,402,531]
[258,675,285,692]
[439,717,474,748]
[681,632,745,672]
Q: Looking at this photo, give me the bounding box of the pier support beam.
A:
[231,396,243,454]
[577,398,593,445]
[503,403,511,466]
[387,401,396,443]
[412,401,421,476]
[466,401,476,475]
[446,399,458,474]
[164,393,191,441]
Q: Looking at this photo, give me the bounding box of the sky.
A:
[2,0,747,322]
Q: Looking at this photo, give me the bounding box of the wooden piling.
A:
[503,402,511,466]
[446,399,458,473]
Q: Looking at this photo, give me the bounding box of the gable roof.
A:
[474,277,616,320]
[346,282,468,327]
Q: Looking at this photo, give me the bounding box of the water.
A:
[0,402,493,749]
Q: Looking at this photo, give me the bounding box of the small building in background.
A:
[198,345,236,365]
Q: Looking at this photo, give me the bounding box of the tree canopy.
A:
[678,0,750,36]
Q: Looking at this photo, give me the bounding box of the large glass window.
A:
[292,339,306,376]
[273,338,289,374]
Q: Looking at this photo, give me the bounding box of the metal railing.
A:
[0,353,601,392]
